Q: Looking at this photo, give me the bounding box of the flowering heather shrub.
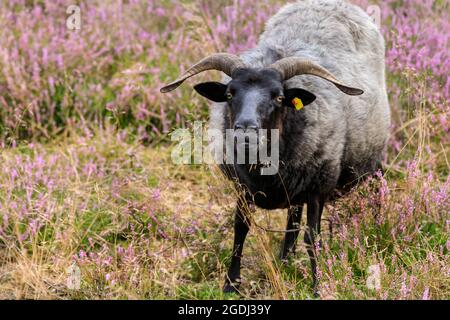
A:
[0,1,448,299]
[0,1,447,145]
[0,0,279,145]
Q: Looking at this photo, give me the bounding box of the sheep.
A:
[160,0,390,296]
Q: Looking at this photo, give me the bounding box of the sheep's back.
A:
[257,0,390,176]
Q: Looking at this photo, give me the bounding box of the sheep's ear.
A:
[194,82,228,102]
[283,88,316,110]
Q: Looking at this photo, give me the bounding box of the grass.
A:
[0,122,448,299]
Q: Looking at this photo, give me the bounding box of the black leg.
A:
[223,203,250,293]
[280,205,303,261]
[318,200,325,236]
[304,194,325,297]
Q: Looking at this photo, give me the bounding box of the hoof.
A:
[279,257,289,266]
[279,246,295,262]
[313,287,320,299]
[223,281,240,294]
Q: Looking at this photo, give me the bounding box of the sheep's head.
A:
[160,53,364,132]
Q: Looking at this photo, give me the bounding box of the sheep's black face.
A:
[224,68,284,132]
[194,68,316,132]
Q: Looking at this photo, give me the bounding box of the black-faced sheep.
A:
[161,0,390,296]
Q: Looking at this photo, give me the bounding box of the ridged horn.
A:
[160,53,245,93]
[270,57,364,96]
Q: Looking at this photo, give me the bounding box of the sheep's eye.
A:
[275,95,284,103]
[226,93,233,100]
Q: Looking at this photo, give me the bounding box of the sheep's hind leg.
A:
[280,205,303,262]
[304,194,325,298]
[223,203,251,294]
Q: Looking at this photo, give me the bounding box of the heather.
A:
[0,0,448,299]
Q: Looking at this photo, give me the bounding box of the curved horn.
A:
[270,57,364,96]
[160,53,245,93]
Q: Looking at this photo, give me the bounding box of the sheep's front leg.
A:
[304,194,325,297]
[280,205,303,261]
[223,204,250,293]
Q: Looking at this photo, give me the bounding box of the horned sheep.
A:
[161,0,390,295]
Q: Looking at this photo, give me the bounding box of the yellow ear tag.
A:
[292,97,304,110]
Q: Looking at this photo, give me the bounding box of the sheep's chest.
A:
[221,164,308,209]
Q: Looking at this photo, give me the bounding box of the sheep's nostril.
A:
[234,122,259,132]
